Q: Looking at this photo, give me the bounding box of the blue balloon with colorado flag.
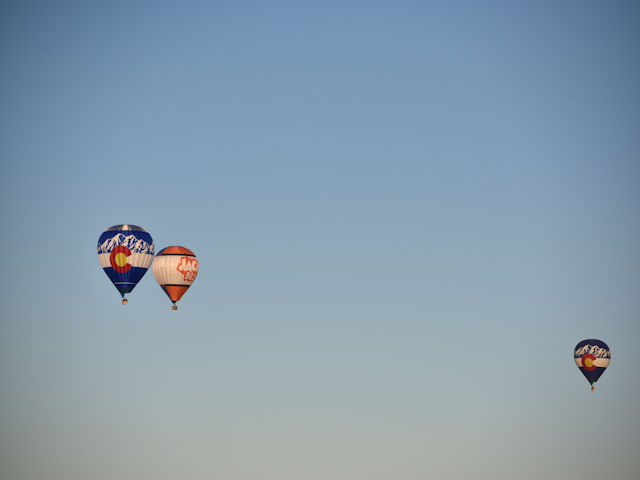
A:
[97,224,154,304]
[574,339,610,390]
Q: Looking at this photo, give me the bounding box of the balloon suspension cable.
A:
[122,297,128,305]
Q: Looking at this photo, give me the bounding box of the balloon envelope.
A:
[152,246,198,308]
[574,339,610,386]
[97,224,154,300]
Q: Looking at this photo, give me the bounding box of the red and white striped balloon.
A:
[152,246,199,310]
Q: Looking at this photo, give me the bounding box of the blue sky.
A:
[1,1,639,479]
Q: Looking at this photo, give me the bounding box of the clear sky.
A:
[1,1,639,479]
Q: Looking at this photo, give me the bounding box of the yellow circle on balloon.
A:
[115,252,128,267]
[583,357,594,368]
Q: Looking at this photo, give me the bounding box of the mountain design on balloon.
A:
[97,233,154,255]
[574,345,611,358]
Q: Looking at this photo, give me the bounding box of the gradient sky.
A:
[1,1,639,479]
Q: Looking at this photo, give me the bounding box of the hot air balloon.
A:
[97,225,154,304]
[574,339,610,391]
[152,246,198,310]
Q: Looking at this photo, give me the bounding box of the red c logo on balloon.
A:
[581,353,596,371]
[110,245,132,273]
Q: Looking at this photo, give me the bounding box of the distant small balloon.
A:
[574,339,610,391]
[152,246,199,310]
[97,225,154,304]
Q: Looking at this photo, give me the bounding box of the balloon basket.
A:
[122,298,128,305]
[172,305,178,311]
[591,386,594,391]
